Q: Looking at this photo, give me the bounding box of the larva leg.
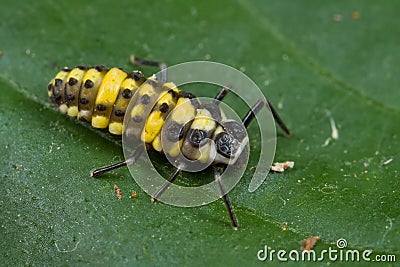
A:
[242,99,290,137]
[213,98,291,229]
[130,55,167,83]
[214,86,229,101]
[214,164,239,230]
[90,144,145,177]
[151,168,181,202]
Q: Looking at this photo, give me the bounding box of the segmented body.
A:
[48,66,247,165]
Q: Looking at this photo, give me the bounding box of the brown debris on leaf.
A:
[114,184,122,200]
[300,236,320,251]
[271,161,295,172]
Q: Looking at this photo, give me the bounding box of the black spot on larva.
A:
[179,91,200,108]
[223,121,247,141]
[53,94,62,101]
[115,110,125,117]
[188,129,208,147]
[66,94,75,101]
[179,91,196,99]
[50,93,62,102]
[80,98,89,105]
[68,78,78,86]
[79,116,88,122]
[95,65,106,72]
[136,73,144,80]
[84,79,94,88]
[128,71,143,81]
[126,72,134,79]
[140,94,150,104]
[96,104,107,111]
[147,79,158,88]
[133,115,142,123]
[48,84,53,91]
[122,89,133,99]
[167,89,178,98]
[77,65,87,70]
[159,103,169,113]
[215,132,235,158]
[54,79,63,87]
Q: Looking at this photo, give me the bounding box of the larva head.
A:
[212,120,249,165]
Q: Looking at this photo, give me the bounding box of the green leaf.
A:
[1,0,399,266]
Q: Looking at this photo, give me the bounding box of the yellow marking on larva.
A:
[66,67,87,117]
[191,109,216,132]
[143,110,164,143]
[49,70,69,110]
[181,108,216,162]
[163,82,178,91]
[92,116,109,129]
[108,74,145,135]
[66,67,86,82]
[67,106,78,117]
[198,142,214,163]
[122,75,142,91]
[78,110,91,120]
[162,97,196,157]
[150,85,188,151]
[171,98,196,124]
[78,68,107,122]
[166,140,183,157]
[48,70,68,97]
[152,134,163,152]
[92,68,127,128]
[127,102,147,139]
[213,126,222,136]
[53,70,69,83]
[95,68,127,104]
[130,104,144,119]
[59,104,68,114]
[144,89,179,147]
[109,122,123,135]
[130,80,162,141]
[139,81,157,96]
